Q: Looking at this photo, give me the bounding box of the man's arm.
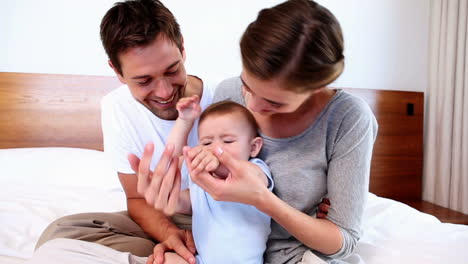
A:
[127,149,197,264]
[118,172,184,242]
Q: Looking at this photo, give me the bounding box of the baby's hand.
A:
[190,148,224,175]
[191,149,230,179]
[177,95,201,122]
[191,148,219,172]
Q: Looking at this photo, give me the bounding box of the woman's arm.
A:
[257,190,343,255]
[186,103,377,259]
[186,147,342,255]
[319,104,378,258]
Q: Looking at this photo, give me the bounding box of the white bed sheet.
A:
[1,148,467,264]
[351,193,468,263]
[0,148,126,264]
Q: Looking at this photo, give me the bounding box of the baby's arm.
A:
[176,189,192,215]
[166,95,201,215]
[166,95,201,157]
[249,160,270,189]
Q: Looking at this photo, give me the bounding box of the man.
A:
[35,1,212,264]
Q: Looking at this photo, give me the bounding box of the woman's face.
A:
[240,70,313,116]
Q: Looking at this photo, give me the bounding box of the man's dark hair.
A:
[100,0,183,75]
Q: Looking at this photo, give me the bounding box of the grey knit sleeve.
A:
[324,96,378,259]
[213,77,244,104]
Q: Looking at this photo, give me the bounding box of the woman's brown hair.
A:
[240,0,344,92]
[100,0,183,75]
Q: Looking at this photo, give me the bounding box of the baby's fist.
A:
[177,95,201,122]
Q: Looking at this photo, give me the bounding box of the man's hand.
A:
[317,198,330,219]
[146,229,196,264]
[176,95,201,123]
[128,142,181,216]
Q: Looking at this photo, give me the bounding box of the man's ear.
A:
[108,60,126,84]
[182,48,187,63]
[180,37,186,63]
[250,137,263,158]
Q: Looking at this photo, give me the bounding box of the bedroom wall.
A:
[0,0,430,92]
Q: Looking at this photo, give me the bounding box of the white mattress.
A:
[1,148,467,264]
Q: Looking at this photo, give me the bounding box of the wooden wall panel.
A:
[343,88,424,200]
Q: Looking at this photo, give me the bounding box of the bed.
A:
[1,72,467,264]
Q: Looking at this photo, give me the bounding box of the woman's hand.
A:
[184,146,268,206]
[128,142,181,216]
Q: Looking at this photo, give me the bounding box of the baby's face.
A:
[198,112,256,161]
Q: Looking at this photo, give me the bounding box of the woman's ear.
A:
[108,60,126,84]
[250,137,263,158]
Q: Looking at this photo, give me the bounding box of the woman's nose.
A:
[248,94,269,113]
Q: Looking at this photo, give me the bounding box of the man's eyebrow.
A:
[165,60,180,71]
[131,60,180,80]
[131,75,150,80]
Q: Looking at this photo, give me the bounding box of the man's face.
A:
[114,34,187,120]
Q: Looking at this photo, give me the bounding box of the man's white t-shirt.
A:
[101,81,214,189]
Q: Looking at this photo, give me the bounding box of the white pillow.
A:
[0,147,121,189]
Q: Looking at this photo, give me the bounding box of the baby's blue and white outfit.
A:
[188,158,273,264]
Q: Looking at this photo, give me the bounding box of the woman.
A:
[144,0,377,263]
[186,0,377,263]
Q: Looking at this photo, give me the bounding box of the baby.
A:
[165,95,273,264]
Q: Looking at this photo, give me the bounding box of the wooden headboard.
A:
[0,72,120,151]
[0,72,424,201]
[343,88,424,201]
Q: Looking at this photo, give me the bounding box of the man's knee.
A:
[35,212,148,251]
[35,213,85,250]
[35,212,193,257]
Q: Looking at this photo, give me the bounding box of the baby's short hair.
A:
[199,100,259,137]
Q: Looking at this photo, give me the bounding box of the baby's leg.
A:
[163,252,190,264]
